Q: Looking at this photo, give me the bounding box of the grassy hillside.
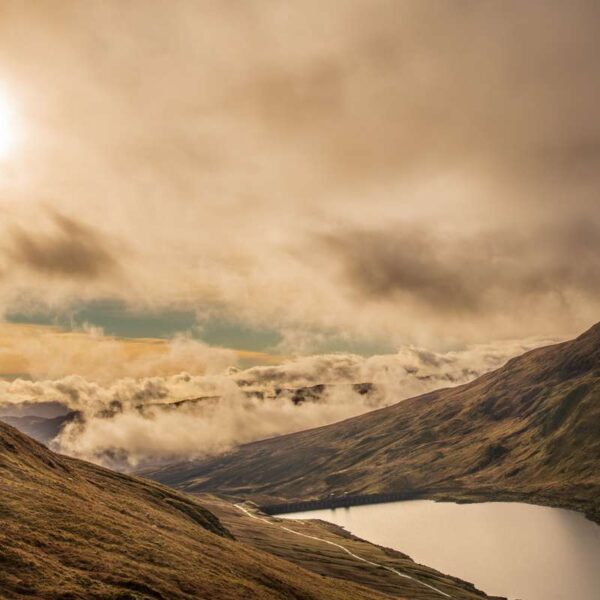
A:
[0,420,403,600]
[199,495,497,600]
[145,323,600,523]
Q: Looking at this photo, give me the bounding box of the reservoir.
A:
[281,500,600,600]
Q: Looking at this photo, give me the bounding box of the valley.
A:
[144,323,600,524]
[0,418,499,599]
[2,323,598,599]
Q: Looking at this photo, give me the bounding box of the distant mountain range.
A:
[0,411,77,446]
[144,322,600,524]
[0,400,70,419]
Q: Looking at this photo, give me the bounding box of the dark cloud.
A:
[322,229,480,312]
[322,220,600,314]
[7,212,118,280]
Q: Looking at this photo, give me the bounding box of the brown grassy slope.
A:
[0,421,396,600]
[145,323,600,523]
[199,495,499,600]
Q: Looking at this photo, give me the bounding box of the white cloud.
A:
[0,335,559,466]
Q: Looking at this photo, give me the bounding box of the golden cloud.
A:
[0,323,282,381]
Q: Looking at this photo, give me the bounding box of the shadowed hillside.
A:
[0,411,76,445]
[0,420,406,600]
[145,323,600,523]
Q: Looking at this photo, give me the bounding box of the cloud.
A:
[0,2,598,346]
[0,334,558,466]
[6,212,119,280]
[322,228,481,312]
[321,220,600,315]
[55,379,379,468]
[234,336,560,395]
[0,322,240,380]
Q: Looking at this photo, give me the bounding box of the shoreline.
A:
[256,487,600,526]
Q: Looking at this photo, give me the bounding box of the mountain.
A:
[0,420,403,600]
[0,411,77,445]
[144,322,600,523]
[0,400,69,419]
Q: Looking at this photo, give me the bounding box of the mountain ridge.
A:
[0,418,402,600]
[144,322,600,523]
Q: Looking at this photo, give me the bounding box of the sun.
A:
[0,86,18,159]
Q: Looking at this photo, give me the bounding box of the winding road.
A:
[234,503,453,599]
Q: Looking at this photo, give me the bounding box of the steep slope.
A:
[0,420,400,600]
[145,323,600,523]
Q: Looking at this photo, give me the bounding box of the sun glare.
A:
[0,86,18,159]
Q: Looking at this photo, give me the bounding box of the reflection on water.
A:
[282,500,600,600]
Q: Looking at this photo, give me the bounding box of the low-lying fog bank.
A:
[0,336,557,467]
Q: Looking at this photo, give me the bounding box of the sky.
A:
[0,1,598,377]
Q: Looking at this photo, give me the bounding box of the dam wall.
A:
[261,491,421,515]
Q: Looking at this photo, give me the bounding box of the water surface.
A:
[282,500,600,600]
